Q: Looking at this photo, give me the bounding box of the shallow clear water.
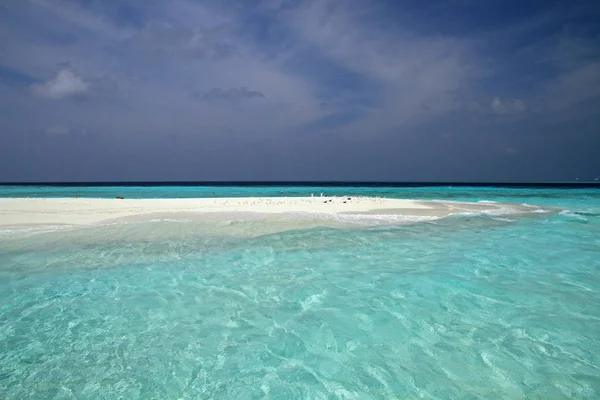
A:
[1,187,599,399]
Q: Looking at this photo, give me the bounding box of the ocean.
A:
[1,185,599,399]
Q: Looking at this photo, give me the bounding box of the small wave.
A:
[282,211,441,225]
[0,225,75,237]
[450,207,525,219]
[570,210,600,217]
[147,218,193,223]
[481,207,521,216]
[449,210,517,219]
[559,210,588,222]
[477,200,498,204]
[490,216,516,222]
[519,203,555,214]
[448,211,480,217]
[335,213,440,223]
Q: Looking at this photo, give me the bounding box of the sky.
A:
[1,0,599,182]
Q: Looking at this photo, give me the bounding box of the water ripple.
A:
[1,210,599,399]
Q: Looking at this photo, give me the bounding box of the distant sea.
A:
[1,184,599,399]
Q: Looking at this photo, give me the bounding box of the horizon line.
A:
[1,181,599,187]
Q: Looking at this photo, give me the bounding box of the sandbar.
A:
[0,197,536,227]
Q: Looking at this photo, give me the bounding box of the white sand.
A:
[0,196,518,227]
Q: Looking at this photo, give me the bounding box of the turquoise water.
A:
[1,187,599,399]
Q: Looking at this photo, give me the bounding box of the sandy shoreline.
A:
[0,197,532,227]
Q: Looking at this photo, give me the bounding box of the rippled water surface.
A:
[1,186,599,399]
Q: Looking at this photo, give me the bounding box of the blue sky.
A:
[1,0,599,181]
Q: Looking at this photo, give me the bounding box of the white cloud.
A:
[195,87,265,102]
[45,126,70,136]
[491,97,526,114]
[542,59,600,114]
[505,146,518,156]
[29,0,132,40]
[31,69,89,99]
[3,0,596,150]
[275,0,474,133]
